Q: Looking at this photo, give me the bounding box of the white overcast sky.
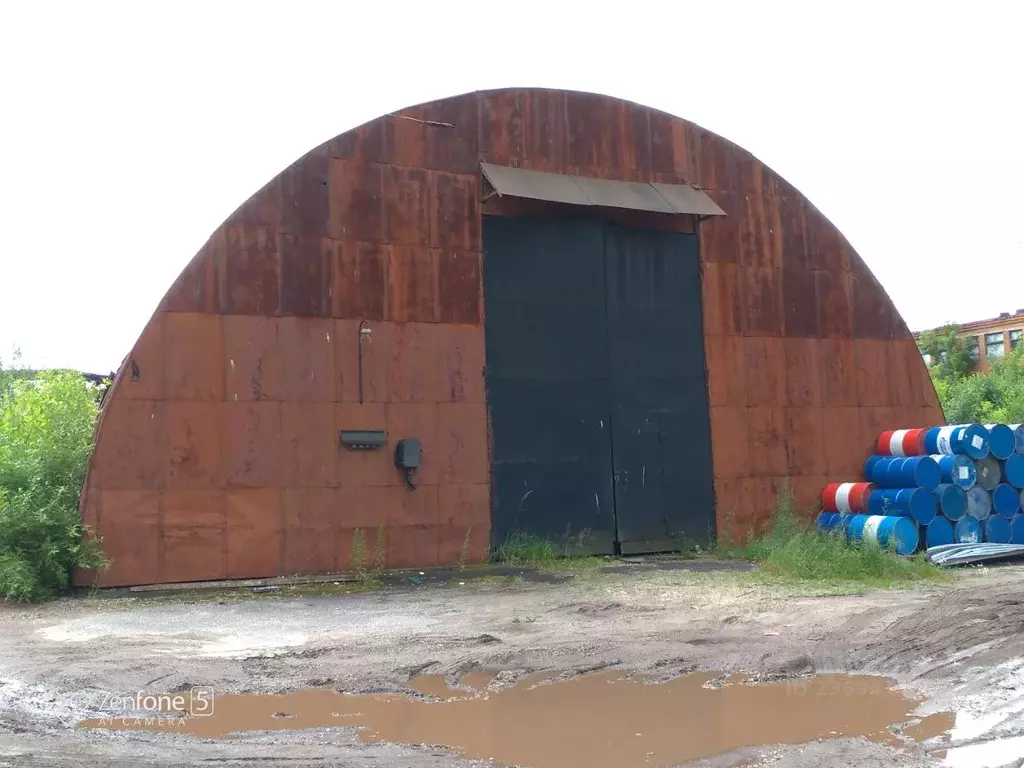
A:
[1,1,1021,372]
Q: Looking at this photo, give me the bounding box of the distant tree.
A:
[920,331,1024,425]
[0,349,35,398]
[917,324,972,383]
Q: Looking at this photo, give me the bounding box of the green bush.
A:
[938,346,1024,424]
[0,367,107,600]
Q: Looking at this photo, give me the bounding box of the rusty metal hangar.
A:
[76,88,942,587]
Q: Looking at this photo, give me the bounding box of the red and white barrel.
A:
[875,428,927,457]
[822,482,874,513]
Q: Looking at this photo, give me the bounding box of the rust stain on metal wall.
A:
[165,401,223,490]
[222,402,282,487]
[97,490,160,585]
[432,173,480,251]
[283,487,340,575]
[164,313,224,401]
[277,234,332,317]
[79,89,943,587]
[160,236,220,313]
[331,241,387,320]
[815,269,853,339]
[329,159,384,242]
[439,325,485,403]
[89,399,166,490]
[383,165,431,247]
[741,267,782,336]
[279,402,337,487]
[223,315,282,402]
[278,147,330,238]
[437,251,481,325]
[278,317,336,402]
[220,226,279,316]
[784,338,824,408]
[388,323,441,403]
[226,488,284,579]
[119,318,165,401]
[747,407,788,477]
[821,338,858,407]
[162,490,227,583]
[782,267,819,337]
[420,93,478,174]
[744,337,787,408]
[387,246,438,323]
[479,90,526,164]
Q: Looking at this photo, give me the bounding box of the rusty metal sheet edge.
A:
[650,182,727,217]
[480,162,726,216]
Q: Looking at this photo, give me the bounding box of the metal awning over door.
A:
[480,163,727,218]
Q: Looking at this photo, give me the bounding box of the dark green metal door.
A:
[604,224,714,553]
[483,215,713,555]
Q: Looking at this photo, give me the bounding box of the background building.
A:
[76,88,942,587]
[917,310,1024,371]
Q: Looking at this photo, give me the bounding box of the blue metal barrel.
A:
[866,488,936,525]
[985,424,1016,460]
[923,427,944,455]
[864,456,940,490]
[1011,514,1024,544]
[1002,454,1024,488]
[933,484,967,520]
[992,484,1021,517]
[953,516,982,543]
[845,514,919,555]
[975,456,1002,491]
[864,456,893,483]
[955,424,992,459]
[1010,423,1024,455]
[919,516,954,550]
[932,454,976,489]
[966,486,993,520]
[927,425,991,459]
[985,514,1012,543]
[864,455,886,478]
[815,512,847,533]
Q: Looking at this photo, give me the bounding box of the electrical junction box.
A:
[394,438,421,469]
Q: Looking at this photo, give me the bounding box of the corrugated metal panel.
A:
[480,162,726,216]
[650,182,727,217]
[574,176,675,214]
[480,163,590,206]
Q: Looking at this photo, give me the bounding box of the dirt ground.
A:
[2,562,1024,767]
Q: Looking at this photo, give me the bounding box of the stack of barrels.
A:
[818,424,1024,554]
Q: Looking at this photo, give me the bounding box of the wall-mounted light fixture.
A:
[357,320,372,404]
[339,430,387,450]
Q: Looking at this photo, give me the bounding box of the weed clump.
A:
[491,531,558,567]
[728,484,949,588]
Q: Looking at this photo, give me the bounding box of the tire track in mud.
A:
[822,580,1024,682]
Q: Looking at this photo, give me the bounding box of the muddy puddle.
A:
[80,671,955,767]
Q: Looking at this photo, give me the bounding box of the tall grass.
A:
[491,531,558,566]
[0,366,107,600]
[729,484,949,588]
